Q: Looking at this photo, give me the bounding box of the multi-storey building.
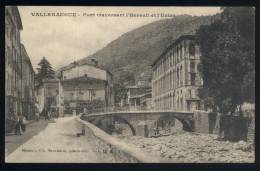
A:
[34,62,114,115]
[21,44,35,119]
[151,35,203,111]
[5,6,23,121]
[63,64,113,112]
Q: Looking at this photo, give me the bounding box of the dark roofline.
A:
[61,76,107,84]
[58,61,113,78]
[15,7,23,30]
[43,79,59,83]
[7,6,23,30]
[151,35,195,67]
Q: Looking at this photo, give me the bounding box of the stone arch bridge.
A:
[80,110,214,136]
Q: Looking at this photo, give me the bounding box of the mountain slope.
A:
[63,14,220,82]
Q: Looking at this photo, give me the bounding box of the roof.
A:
[42,78,59,83]
[125,85,151,89]
[14,7,23,30]
[151,35,195,67]
[61,76,107,84]
[6,6,23,30]
[125,85,139,89]
[57,59,113,77]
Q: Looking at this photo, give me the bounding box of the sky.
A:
[18,6,221,71]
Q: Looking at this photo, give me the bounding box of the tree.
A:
[114,70,135,104]
[196,7,255,114]
[35,57,55,86]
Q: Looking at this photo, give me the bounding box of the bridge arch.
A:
[92,115,136,136]
[150,113,193,133]
[113,116,136,136]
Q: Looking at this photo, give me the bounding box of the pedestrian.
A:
[20,114,26,133]
[154,126,159,136]
[44,108,49,120]
[35,102,40,121]
[35,112,40,121]
[215,112,225,140]
[214,112,220,132]
[14,113,21,135]
[241,109,252,141]
[48,110,51,120]
[15,112,23,135]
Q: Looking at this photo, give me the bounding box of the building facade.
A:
[35,79,59,116]
[21,44,35,119]
[5,6,23,121]
[152,35,203,111]
[58,62,114,114]
[119,85,151,110]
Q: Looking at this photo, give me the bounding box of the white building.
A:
[152,35,203,111]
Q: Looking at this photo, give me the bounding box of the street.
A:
[5,119,50,156]
[5,117,111,163]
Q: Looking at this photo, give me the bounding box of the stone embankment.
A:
[77,116,162,163]
[114,131,255,163]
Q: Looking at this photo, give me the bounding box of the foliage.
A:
[197,7,255,114]
[114,70,135,104]
[35,57,55,85]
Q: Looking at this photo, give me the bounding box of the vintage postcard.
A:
[5,6,255,163]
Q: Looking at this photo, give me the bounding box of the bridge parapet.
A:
[81,109,216,137]
[81,110,195,137]
[76,114,163,163]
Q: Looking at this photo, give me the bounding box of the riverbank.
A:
[114,131,254,163]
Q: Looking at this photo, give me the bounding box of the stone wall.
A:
[193,110,254,142]
[193,110,217,134]
[76,115,161,163]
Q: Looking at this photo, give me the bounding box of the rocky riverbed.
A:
[114,131,255,163]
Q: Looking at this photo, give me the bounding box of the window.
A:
[78,91,84,100]
[190,61,196,73]
[189,42,195,56]
[177,68,179,87]
[180,65,182,86]
[180,44,183,60]
[89,89,96,102]
[170,71,172,89]
[12,48,15,64]
[177,47,179,62]
[191,89,196,98]
[191,73,196,85]
[6,25,9,39]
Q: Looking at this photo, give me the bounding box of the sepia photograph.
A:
[4,6,255,163]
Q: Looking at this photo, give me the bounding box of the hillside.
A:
[60,14,220,82]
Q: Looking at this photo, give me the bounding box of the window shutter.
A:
[187,61,190,73]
